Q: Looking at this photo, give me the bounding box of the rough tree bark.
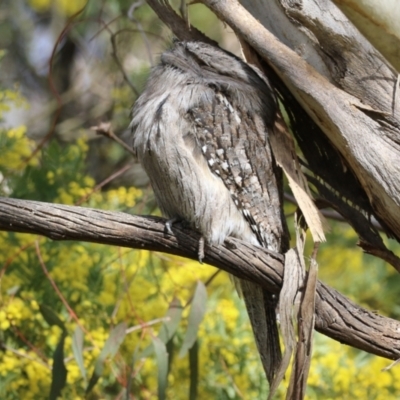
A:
[1,196,400,362]
[201,0,400,239]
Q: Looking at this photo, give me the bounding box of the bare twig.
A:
[125,316,170,334]
[110,32,140,96]
[75,162,133,206]
[128,1,154,66]
[90,122,136,156]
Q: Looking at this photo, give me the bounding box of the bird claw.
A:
[198,237,205,263]
[164,218,179,235]
[165,219,205,263]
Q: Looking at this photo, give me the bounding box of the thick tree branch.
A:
[1,197,400,361]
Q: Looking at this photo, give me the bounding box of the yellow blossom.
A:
[0,310,10,330]
[28,0,86,16]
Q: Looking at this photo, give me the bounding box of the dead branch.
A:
[0,196,399,361]
[199,0,400,241]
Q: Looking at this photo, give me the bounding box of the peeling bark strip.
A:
[200,0,400,241]
[1,197,400,360]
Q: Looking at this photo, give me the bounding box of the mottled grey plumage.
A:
[130,41,286,383]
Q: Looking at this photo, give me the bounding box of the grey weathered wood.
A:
[201,0,400,243]
[331,0,400,72]
[1,196,400,361]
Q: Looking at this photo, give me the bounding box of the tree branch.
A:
[0,197,399,361]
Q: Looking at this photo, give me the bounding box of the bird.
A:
[130,40,288,384]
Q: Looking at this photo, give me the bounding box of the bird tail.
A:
[239,279,281,385]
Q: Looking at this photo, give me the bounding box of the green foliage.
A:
[28,0,87,16]
[179,281,207,359]
[87,322,127,394]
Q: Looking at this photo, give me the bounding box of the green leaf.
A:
[86,322,127,394]
[189,340,199,400]
[179,281,207,358]
[72,326,86,382]
[140,297,183,359]
[158,297,183,343]
[152,336,169,400]
[49,331,67,400]
[39,304,66,332]
[7,285,19,296]
[166,337,176,374]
